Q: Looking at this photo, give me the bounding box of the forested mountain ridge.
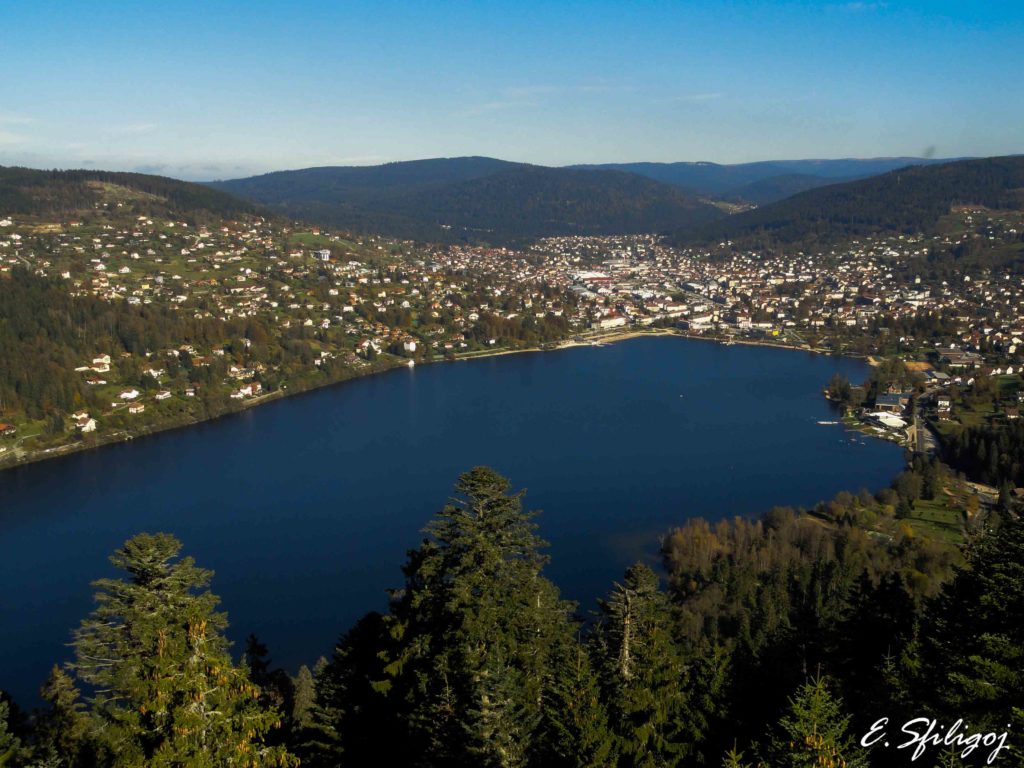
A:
[571,156,957,203]
[670,155,1024,251]
[210,156,522,202]
[0,167,587,472]
[726,172,850,205]
[211,158,727,243]
[0,165,258,221]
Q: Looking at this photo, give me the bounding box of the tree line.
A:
[0,166,256,222]
[943,419,1024,491]
[673,156,1024,253]
[1,466,1021,766]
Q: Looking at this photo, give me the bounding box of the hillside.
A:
[210,156,520,204]
[670,155,1024,250]
[573,157,956,203]
[211,158,726,243]
[0,166,257,221]
[726,172,851,205]
[0,167,414,473]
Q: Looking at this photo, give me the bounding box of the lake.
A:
[0,337,903,703]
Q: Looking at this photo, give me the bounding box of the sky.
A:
[1,0,1021,180]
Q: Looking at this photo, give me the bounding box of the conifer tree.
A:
[916,512,1024,760]
[537,641,616,768]
[766,674,866,768]
[244,634,293,712]
[33,666,92,767]
[721,745,753,768]
[383,467,577,767]
[70,533,296,767]
[0,700,22,767]
[678,644,732,765]
[290,666,315,730]
[595,563,689,768]
[310,612,397,767]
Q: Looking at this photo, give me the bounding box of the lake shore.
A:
[0,326,900,707]
[0,328,845,473]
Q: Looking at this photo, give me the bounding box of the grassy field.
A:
[906,497,964,543]
[291,232,336,249]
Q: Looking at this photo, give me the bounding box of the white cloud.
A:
[0,131,28,145]
[459,85,559,118]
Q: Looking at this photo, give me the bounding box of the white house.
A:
[73,413,97,433]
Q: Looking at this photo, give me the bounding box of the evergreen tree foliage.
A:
[310,612,397,767]
[720,745,753,768]
[765,675,866,768]
[916,512,1024,755]
[676,644,732,765]
[33,666,92,767]
[70,533,296,767]
[244,635,294,716]
[382,466,577,767]
[290,666,315,730]
[0,700,22,767]
[536,641,616,768]
[595,563,688,768]
[5,466,1023,767]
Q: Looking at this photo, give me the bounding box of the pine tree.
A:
[33,666,92,767]
[678,644,732,765]
[595,563,689,768]
[0,699,22,768]
[766,674,866,768]
[537,641,616,768]
[916,512,1024,759]
[70,533,296,767]
[721,745,753,768]
[290,665,315,730]
[310,612,397,767]
[383,467,577,767]
[244,634,293,714]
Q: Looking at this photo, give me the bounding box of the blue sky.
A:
[1,0,1021,179]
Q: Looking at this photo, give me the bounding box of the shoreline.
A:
[0,328,853,474]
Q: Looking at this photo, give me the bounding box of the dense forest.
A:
[0,167,257,222]
[0,266,573,437]
[670,156,1024,251]
[212,161,725,244]
[1,466,1020,767]
[943,420,1024,491]
[0,268,281,422]
[570,158,953,201]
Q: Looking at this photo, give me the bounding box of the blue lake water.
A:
[0,337,903,703]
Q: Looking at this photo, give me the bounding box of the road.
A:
[915,410,939,456]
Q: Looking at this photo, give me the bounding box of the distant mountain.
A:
[726,173,853,206]
[571,157,959,203]
[210,158,726,243]
[669,155,1024,249]
[0,166,257,220]
[213,157,521,204]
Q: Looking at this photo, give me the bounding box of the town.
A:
[2,193,1023,467]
